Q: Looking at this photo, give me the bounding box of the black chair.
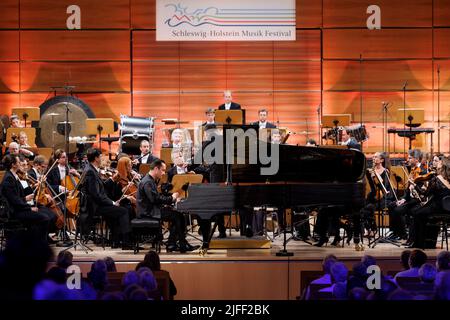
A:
[426,196,450,250]
[131,217,162,254]
[0,195,27,251]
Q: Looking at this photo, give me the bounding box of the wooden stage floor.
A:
[54,230,445,300]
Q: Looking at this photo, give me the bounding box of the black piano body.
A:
[177,139,367,244]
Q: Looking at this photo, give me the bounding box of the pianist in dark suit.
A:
[132,139,158,172]
[251,109,276,129]
[340,129,361,151]
[136,159,198,253]
[217,90,241,110]
[0,154,53,242]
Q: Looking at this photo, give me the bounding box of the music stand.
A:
[396,108,425,150]
[86,118,114,149]
[321,114,351,144]
[6,127,36,145]
[172,174,204,241]
[160,147,174,166]
[215,110,245,125]
[12,107,40,128]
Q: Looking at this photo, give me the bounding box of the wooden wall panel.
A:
[323,0,432,28]
[274,92,321,146]
[274,61,321,91]
[323,91,434,122]
[180,42,227,61]
[20,31,130,61]
[180,62,226,92]
[0,31,19,61]
[274,30,321,61]
[133,62,179,92]
[0,93,19,116]
[323,29,432,59]
[0,62,19,92]
[296,0,322,28]
[20,0,130,29]
[178,93,227,123]
[18,93,50,108]
[323,60,433,91]
[436,60,450,90]
[435,0,450,26]
[435,29,450,58]
[226,42,274,61]
[77,93,131,121]
[0,0,18,29]
[20,62,130,92]
[133,31,179,61]
[131,0,155,29]
[226,62,274,91]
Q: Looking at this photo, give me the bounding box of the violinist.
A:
[407,156,450,248]
[27,155,48,183]
[0,154,56,243]
[390,149,426,243]
[106,156,138,219]
[17,131,35,158]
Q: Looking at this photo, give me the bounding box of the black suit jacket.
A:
[346,138,361,151]
[136,174,173,219]
[251,121,276,129]
[46,165,62,194]
[27,168,38,181]
[81,163,114,215]
[134,153,158,173]
[218,102,241,110]
[0,170,32,214]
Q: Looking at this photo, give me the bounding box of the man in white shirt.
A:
[132,140,157,170]
[217,90,241,110]
[251,109,276,129]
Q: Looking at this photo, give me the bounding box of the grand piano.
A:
[177,126,367,247]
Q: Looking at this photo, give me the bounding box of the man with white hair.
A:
[218,90,241,110]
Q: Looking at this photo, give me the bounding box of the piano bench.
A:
[131,218,163,254]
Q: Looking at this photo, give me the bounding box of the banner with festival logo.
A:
[156,0,296,41]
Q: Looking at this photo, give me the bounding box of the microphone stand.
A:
[437,65,441,154]
[402,81,408,159]
[359,54,364,151]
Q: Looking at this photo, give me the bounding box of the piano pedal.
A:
[198,248,208,256]
[354,243,365,251]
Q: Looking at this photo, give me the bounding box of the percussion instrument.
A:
[119,115,156,155]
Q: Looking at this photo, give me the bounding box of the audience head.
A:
[400,250,412,270]
[436,251,450,272]
[419,263,437,283]
[352,262,368,279]
[56,251,73,269]
[361,255,377,269]
[348,287,369,301]
[322,254,337,274]
[122,270,140,289]
[409,249,427,268]
[87,259,108,291]
[143,250,161,271]
[434,271,450,300]
[330,262,348,283]
[46,266,67,284]
[104,257,117,272]
[137,267,158,292]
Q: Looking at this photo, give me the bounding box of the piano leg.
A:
[276,207,294,257]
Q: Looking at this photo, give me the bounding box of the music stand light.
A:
[215,110,245,125]
[86,118,114,149]
[396,108,424,128]
[12,107,40,128]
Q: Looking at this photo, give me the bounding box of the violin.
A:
[34,177,65,229]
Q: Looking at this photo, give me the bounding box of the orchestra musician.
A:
[340,128,361,151]
[251,109,276,129]
[136,159,199,253]
[27,155,48,184]
[361,152,397,239]
[106,156,138,219]
[407,156,450,248]
[0,154,56,243]
[131,139,158,172]
[46,149,81,199]
[81,148,132,249]
[16,131,34,158]
[390,149,427,243]
[218,90,241,110]
[9,114,22,128]
[202,108,216,126]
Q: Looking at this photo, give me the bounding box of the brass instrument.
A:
[401,166,427,205]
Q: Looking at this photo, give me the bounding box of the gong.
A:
[37,96,95,153]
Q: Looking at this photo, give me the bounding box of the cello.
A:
[61,164,81,217]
